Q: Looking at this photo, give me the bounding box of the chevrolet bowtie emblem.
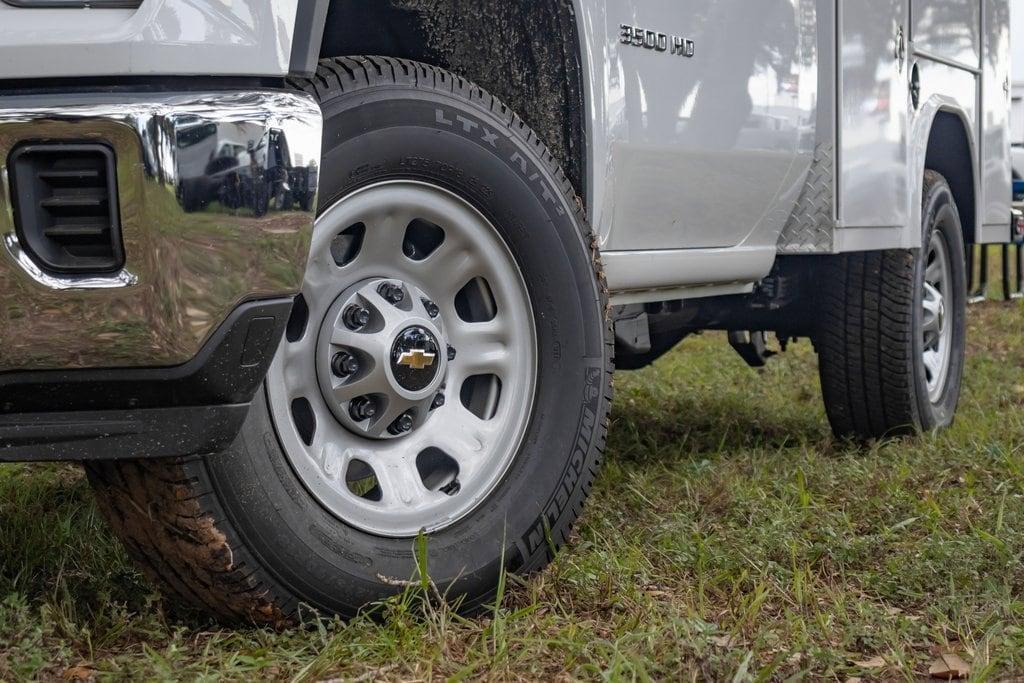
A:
[397,349,437,371]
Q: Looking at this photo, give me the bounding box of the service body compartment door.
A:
[912,0,980,66]
[837,0,910,232]
[981,0,1011,236]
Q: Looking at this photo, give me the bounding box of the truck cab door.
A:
[588,0,818,252]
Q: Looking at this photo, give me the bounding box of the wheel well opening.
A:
[925,111,976,243]
[318,0,588,206]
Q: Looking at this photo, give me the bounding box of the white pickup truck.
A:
[0,0,1016,623]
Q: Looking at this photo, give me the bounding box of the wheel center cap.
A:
[390,326,441,391]
[315,277,450,440]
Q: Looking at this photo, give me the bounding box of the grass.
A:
[2,299,1024,681]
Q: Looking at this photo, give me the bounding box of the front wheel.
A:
[816,170,967,439]
[87,57,613,623]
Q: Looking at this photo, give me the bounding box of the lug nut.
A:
[343,304,371,330]
[331,351,359,378]
[348,396,377,422]
[431,393,446,410]
[378,282,405,305]
[387,411,415,435]
[422,298,440,318]
[447,345,457,361]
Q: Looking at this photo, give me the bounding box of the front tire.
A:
[87,57,613,623]
[816,170,967,439]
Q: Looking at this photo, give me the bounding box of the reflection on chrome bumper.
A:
[0,90,322,371]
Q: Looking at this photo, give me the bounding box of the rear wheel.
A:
[86,57,613,623]
[816,170,967,439]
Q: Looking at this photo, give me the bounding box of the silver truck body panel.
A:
[579,0,816,256]
[0,90,322,371]
[913,0,981,67]
[0,1,297,78]
[908,63,978,245]
[837,0,909,235]
[981,0,1013,232]
[575,0,1011,302]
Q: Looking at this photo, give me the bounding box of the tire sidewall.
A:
[204,83,608,615]
[912,177,967,431]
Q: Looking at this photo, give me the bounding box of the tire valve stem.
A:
[343,304,371,331]
[387,411,415,435]
[349,396,377,422]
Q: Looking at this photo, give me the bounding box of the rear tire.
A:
[86,57,613,623]
[816,170,966,439]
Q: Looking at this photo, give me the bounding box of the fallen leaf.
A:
[845,678,864,683]
[929,642,963,657]
[712,635,739,648]
[63,665,95,681]
[852,656,886,669]
[929,653,970,680]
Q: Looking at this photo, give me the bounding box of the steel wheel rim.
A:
[922,230,953,403]
[267,181,537,538]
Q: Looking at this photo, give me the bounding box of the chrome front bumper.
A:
[0,90,322,371]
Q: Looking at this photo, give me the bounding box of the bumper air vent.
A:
[8,143,124,274]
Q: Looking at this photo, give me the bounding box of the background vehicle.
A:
[0,0,1014,624]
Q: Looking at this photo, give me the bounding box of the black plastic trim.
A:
[0,298,292,413]
[0,75,286,93]
[0,297,293,461]
[288,0,331,77]
[0,406,249,462]
[2,0,141,7]
[8,141,124,274]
